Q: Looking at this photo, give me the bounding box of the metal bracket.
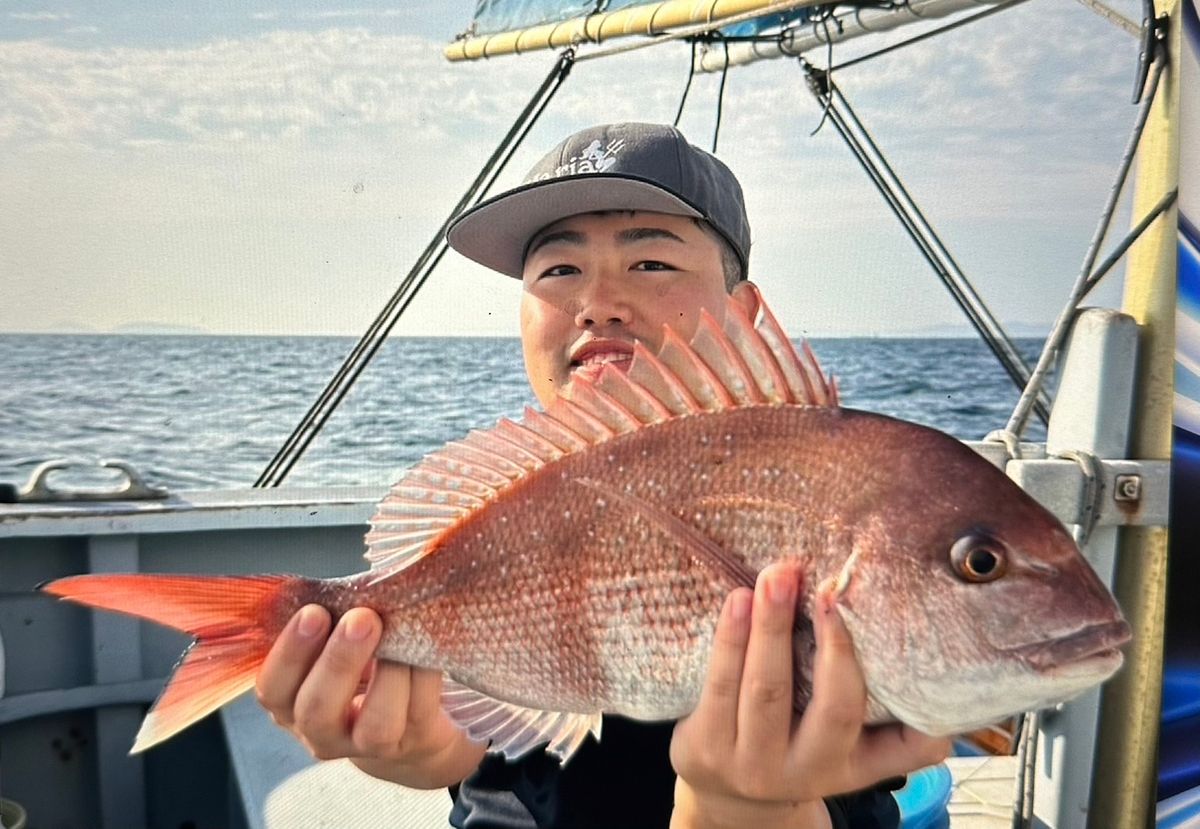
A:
[0,459,169,503]
[1005,458,1170,530]
[1133,0,1168,104]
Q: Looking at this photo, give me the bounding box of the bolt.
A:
[1114,474,1141,502]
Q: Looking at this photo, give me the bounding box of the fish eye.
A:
[950,533,1008,583]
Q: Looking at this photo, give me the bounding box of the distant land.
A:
[0,320,1053,338]
[109,321,212,336]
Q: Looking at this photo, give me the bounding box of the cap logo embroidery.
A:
[534,138,625,181]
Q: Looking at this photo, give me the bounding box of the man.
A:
[255,122,950,828]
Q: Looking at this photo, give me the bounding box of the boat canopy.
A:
[467,0,811,35]
[446,0,817,61]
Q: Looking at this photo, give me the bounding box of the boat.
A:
[0,1,1192,826]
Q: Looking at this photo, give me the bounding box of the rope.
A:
[673,39,697,127]
[983,429,1025,460]
[1082,188,1177,295]
[1056,448,1104,546]
[712,40,730,153]
[1073,0,1141,37]
[801,62,1048,422]
[1011,710,1040,829]
[1003,48,1165,437]
[254,50,576,487]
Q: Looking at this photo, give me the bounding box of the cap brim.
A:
[446,175,703,278]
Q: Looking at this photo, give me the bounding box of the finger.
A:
[791,581,867,768]
[853,724,953,783]
[404,666,455,747]
[406,666,447,724]
[683,588,752,746]
[349,659,413,757]
[293,608,382,756]
[737,564,801,756]
[255,605,331,726]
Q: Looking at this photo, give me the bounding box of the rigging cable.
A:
[807,7,838,136]
[712,39,730,153]
[1000,30,1169,825]
[800,62,1050,422]
[673,39,698,127]
[1003,44,1167,437]
[827,0,1032,74]
[254,50,576,487]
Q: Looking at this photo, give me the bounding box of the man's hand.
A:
[670,564,951,828]
[255,605,485,789]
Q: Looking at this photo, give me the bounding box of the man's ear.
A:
[730,280,763,319]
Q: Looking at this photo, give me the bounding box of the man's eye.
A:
[632,260,674,272]
[540,264,579,278]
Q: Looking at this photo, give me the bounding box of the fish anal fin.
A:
[441,680,601,764]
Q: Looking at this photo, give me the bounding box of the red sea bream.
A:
[43,291,1130,761]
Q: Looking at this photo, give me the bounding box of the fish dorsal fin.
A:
[441,679,602,764]
[573,284,837,415]
[364,288,834,573]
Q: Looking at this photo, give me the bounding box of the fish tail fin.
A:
[42,572,308,752]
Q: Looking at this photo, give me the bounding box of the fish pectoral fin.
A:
[573,477,756,589]
[441,680,602,765]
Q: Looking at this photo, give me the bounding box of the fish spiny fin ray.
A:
[441,680,602,763]
[366,289,833,573]
[563,287,835,419]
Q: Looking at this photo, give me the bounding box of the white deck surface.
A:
[262,760,452,829]
[947,755,1018,828]
[226,693,1020,829]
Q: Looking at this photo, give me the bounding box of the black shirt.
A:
[450,716,900,829]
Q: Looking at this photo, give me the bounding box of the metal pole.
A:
[1088,0,1179,825]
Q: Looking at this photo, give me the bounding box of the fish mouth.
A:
[1008,619,1132,671]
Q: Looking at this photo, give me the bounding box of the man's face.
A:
[519,211,745,407]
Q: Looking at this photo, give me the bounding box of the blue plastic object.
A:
[894,763,953,829]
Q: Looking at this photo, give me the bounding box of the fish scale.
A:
[41,288,1129,763]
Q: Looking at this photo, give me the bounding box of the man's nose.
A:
[573,277,631,329]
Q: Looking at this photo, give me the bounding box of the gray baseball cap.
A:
[446,122,750,279]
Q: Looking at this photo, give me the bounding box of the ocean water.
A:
[0,334,1047,492]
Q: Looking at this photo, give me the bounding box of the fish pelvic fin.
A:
[363,288,834,575]
[41,573,302,753]
[441,679,602,765]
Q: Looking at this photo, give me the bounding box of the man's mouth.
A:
[574,351,633,369]
[569,341,636,377]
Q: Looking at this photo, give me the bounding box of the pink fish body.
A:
[43,289,1130,761]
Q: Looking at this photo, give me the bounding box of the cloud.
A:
[0,3,1143,335]
[9,11,72,21]
[297,9,409,20]
[0,28,550,151]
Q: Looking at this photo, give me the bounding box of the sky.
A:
[0,0,1148,337]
